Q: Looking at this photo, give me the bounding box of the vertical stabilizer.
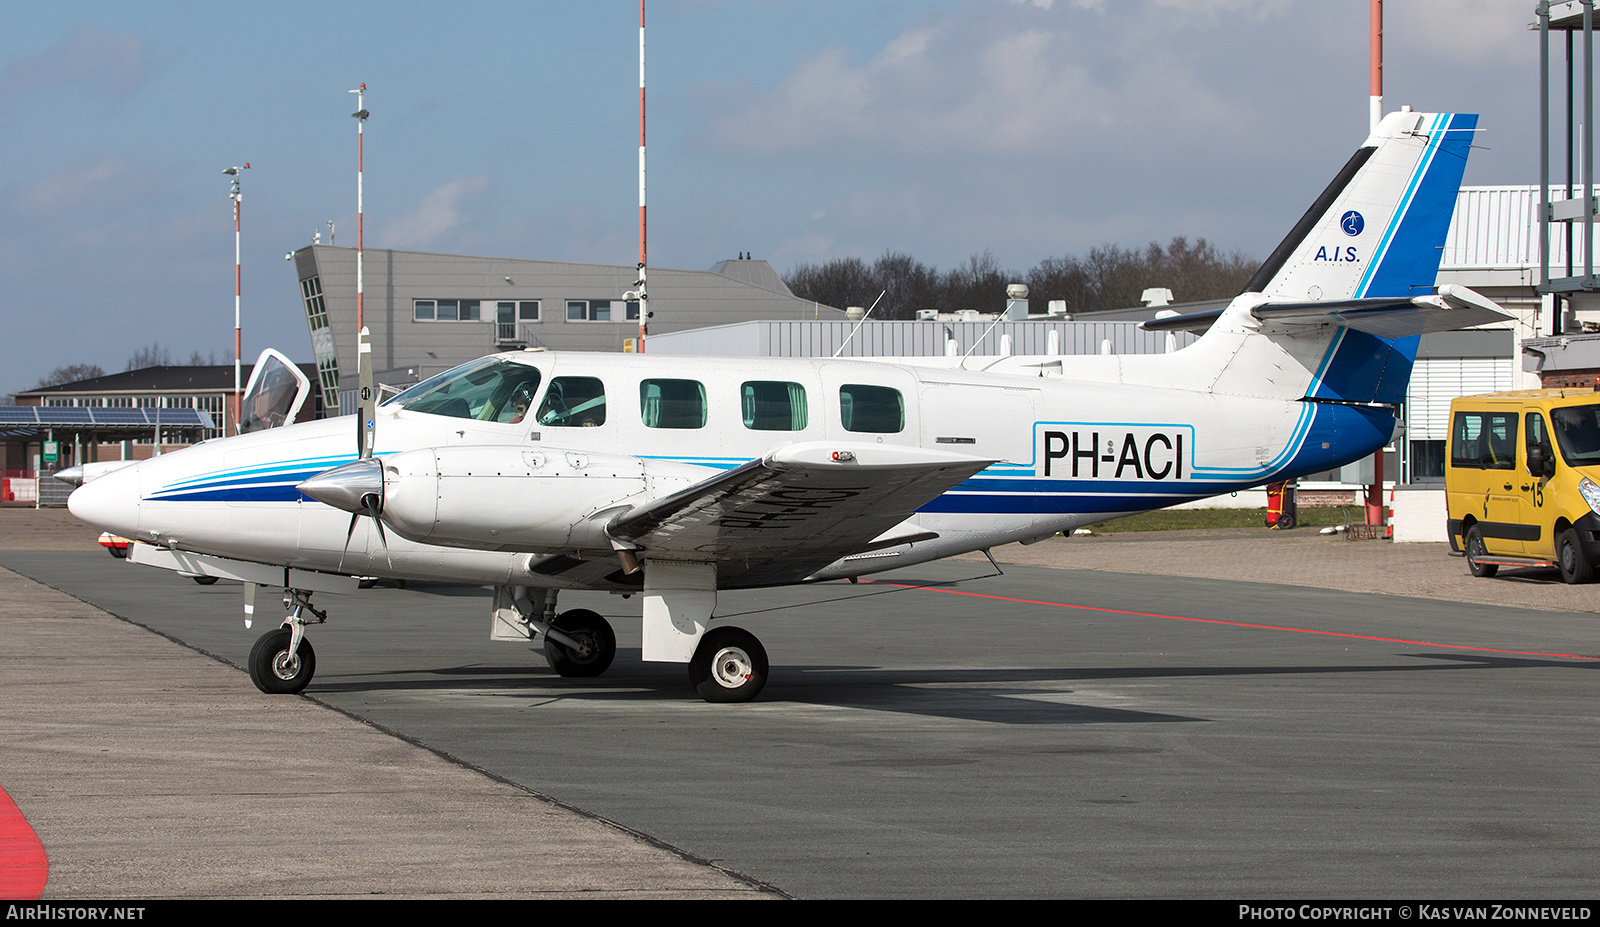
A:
[1245,111,1475,302]
[1191,111,1476,407]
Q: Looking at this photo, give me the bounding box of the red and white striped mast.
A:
[1370,0,1383,133]
[222,163,250,433]
[636,0,648,352]
[350,84,369,332]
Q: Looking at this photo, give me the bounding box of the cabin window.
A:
[640,379,707,429]
[741,381,807,431]
[391,358,542,423]
[536,376,607,427]
[839,384,903,434]
[1450,411,1517,470]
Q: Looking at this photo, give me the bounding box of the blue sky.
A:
[1,0,1538,390]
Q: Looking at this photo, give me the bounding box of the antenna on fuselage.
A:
[957,312,1009,370]
[832,289,888,358]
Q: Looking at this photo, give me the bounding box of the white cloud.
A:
[1388,0,1531,58]
[0,28,152,104]
[700,10,1251,164]
[19,155,134,211]
[380,176,492,250]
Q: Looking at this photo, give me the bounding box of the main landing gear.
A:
[525,591,767,702]
[248,590,325,695]
[687,627,769,703]
[543,608,618,677]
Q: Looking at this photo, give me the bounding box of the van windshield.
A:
[1551,404,1600,465]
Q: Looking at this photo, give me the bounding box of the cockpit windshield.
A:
[1552,404,1600,465]
[385,358,543,424]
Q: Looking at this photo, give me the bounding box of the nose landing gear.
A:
[247,590,325,694]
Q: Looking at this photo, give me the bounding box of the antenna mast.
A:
[223,163,250,434]
[350,84,369,333]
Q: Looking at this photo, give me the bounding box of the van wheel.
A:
[1465,526,1498,578]
[1557,528,1593,584]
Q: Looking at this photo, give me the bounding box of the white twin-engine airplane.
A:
[69,111,1508,702]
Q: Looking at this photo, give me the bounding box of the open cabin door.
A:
[239,349,311,435]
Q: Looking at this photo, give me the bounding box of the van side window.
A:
[1451,411,1517,470]
[742,381,808,431]
[536,376,607,427]
[1526,412,1554,474]
[839,384,904,434]
[640,379,707,429]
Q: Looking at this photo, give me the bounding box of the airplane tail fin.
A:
[1148,111,1494,406]
[1247,111,1476,305]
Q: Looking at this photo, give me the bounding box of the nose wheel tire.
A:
[688,627,768,703]
[543,609,617,677]
[248,627,316,694]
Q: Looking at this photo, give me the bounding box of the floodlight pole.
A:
[223,163,250,434]
[351,84,369,336]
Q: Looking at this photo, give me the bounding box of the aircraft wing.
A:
[606,442,995,586]
[1140,286,1510,339]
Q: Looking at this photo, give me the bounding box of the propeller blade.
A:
[364,494,392,570]
[338,511,361,572]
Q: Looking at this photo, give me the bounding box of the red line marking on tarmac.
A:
[864,582,1600,662]
[0,783,47,899]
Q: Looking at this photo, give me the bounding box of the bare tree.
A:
[786,237,1258,317]
[870,251,940,320]
[35,364,106,389]
[784,256,875,314]
[126,342,173,371]
[940,250,1013,315]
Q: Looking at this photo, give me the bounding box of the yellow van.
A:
[1446,389,1600,583]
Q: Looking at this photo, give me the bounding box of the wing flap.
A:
[607,442,994,584]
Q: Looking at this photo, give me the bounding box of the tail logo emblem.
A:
[1340,210,1365,236]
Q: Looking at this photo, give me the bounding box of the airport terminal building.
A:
[289,246,844,415]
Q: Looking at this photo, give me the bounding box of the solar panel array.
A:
[0,407,215,428]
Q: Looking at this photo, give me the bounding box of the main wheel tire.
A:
[543,609,616,677]
[688,627,769,703]
[191,575,218,585]
[1557,527,1594,584]
[1465,525,1498,578]
[247,627,316,695]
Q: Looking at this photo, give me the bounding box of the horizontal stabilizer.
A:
[1250,285,1511,339]
[1143,287,1507,339]
[1140,307,1226,333]
[607,442,993,586]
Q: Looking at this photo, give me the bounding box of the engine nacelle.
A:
[378,445,700,553]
